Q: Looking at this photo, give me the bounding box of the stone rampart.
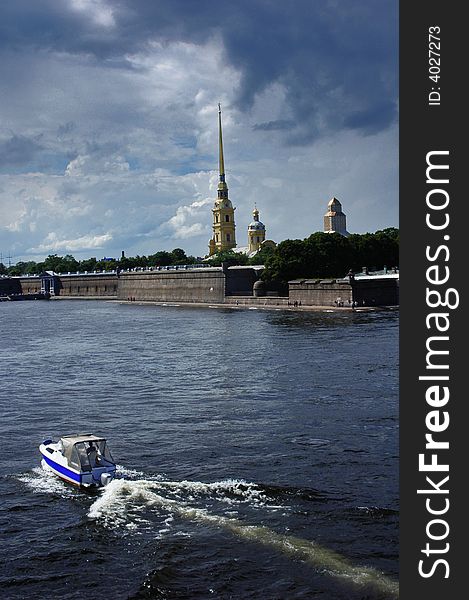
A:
[289,277,399,307]
[58,273,118,297]
[289,279,353,306]
[351,277,399,306]
[1,277,23,295]
[18,276,42,295]
[6,268,399,307]
[225,267,259,295]
[117,268,226,303]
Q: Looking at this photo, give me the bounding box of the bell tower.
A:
[208,104,236,255]
[324,197,349,237]
[247,205,266,253]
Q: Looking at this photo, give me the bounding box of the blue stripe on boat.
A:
[41,453,82,483]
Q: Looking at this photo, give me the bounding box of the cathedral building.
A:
[208,104,236,256]
[206,108,352,257]
[323,197,349,237]
[207,105,275,259]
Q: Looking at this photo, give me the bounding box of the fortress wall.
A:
[225,268,259,295]
[289,277,399,306]
[58,274,118,297]
[289,279,353,306]
[117,269,226,303]
[18,277,42,294]
[8,270,399,306]
[1,277,24,295]
[351,278,399,306]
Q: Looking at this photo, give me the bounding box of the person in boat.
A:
[86,442,101,466]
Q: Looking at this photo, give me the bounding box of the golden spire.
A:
[218,103,225,183]
[208,102,236,255]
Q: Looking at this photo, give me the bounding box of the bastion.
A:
[2,266,399,307]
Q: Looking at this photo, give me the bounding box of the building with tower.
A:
[208,104,236,256]
[207,105,275,259]
[323,197,349,237]
[247,206,266,253]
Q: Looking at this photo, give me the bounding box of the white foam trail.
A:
[152,478,271,507]
[116,465,148,479]
[17,466,75,498]
[88,479,399,598]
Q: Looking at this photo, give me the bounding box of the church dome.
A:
[248,220,265,231]
[248,206,265,231]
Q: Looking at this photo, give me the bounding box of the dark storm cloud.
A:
[253,120,295,132]
[0,0,397,142]
[0,134,43,166]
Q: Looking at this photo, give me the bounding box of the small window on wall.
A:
[227,233,231,242]
[216,215,219,223]
[225,215,230,222]
[216,234,219,242]
[257,236,260,243]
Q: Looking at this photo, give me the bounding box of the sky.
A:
[0,0,398,263]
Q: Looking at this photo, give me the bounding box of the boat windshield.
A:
[66,440,115,470]
[75,443,91,471]
[95,440,114,463]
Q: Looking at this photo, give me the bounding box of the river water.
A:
[0,300,399,599]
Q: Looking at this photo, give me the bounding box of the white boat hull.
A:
[40,441,116,488]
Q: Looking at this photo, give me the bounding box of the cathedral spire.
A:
[208,104,236,256]
[218,103,225,183]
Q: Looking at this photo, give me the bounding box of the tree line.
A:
[1,228,398,283]
[0,248,198,276]
[201,228,399,283]
[261,228,399,283]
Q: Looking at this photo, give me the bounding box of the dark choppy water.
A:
[0,300,399,599]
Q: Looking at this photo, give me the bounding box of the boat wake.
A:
[17,466,399,598]
[88,478,399,598]
[17,466,77,498]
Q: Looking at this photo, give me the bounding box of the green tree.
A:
[206,250,249,267]
[42,254,79,273]
[262,239,310,282]
[304,232,352,277]
[95,258,119,271]
[79,257,98,272]
[247,245,275,266]
[7,262,27,276]
[348,229,399,272]
[147,251,172,267]
[262,229,399,284]
[6,261,41,275]
[118,256,137,270]
[170,248,188,264]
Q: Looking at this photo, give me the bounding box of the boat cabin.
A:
[60,434,115,471]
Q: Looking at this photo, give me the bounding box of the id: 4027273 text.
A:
[428,26,441,106]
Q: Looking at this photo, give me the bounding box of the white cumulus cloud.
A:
[30,232,113,254]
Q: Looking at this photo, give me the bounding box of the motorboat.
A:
[39,433,116,488]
